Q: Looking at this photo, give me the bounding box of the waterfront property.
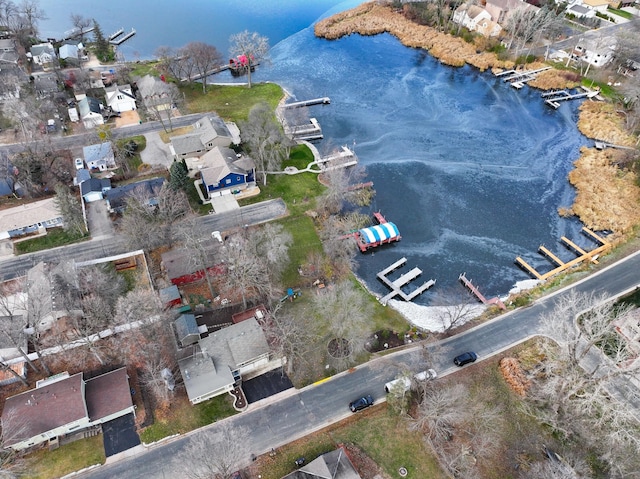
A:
[377,257,436,306]
[354,212,401,253]
[199,147,256,199]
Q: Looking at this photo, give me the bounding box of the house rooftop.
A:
[105,177,165,212]
[83,142,113,165]
[80,178,111,196]
[0,198,62,236]
[1,373,87,447]
[201,147,255,187]
[78,97,102,117]
[283,447,362,479]
[160,246,221,281]
[85,368,132,422]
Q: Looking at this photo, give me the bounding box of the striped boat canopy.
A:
[358,222,400,245]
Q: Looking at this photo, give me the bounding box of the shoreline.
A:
[315,1,640,242]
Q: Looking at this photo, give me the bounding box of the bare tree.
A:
[246,223,292,282]
[0,408,29,477]
[265,303,317,375]
[155,184,191,247]
[314,281,372,365]
[138,79,182,132]
[178,42,223,93]
[222,234,273,309]
[178,425,251,479]
[317,163,366,216]
[430,285,481,333]
[54,184,86,237]
[114,288,164,326]
[409,382,469,443]
[240,102,290,186]
[69,13,92,42]
[229,30,269,88]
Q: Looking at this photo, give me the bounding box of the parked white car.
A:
[384,369,437,393]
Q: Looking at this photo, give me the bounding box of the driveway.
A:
[210,194,240,213]
[101,414,141,458]
[243,368,294,404]
[86,200,115,240]
[140,131,173,170]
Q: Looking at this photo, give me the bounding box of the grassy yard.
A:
[139,393,238,443]
[15,228,89,254]
[181,82,284,121]
[249,406,448,479]
[25,435,105,479]
[607,6,633,19]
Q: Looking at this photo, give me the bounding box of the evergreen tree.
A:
[92,20,113,62]
[169,160,190,192]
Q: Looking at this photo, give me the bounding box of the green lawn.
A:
[25,435,105,479]
[15,228,89,254]
[253,407,448,479]
[607,6,633,19]
[139,394,238,443]
[181,82,284,121]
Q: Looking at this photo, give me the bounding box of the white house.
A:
[573,37,617,68]
[0,198,63,240]
[58,43,79,61]
[105,84,137,112]
[83,142,116,171]
[1,368,135,452]
[453,3,502,36]
[77,96,104,129]
[28,43,55,66]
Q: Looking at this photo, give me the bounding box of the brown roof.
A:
[2,373,87,446]
[85,368,133,421]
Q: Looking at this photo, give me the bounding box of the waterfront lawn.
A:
[15,228,88,254]
[139,393,237,444]
[181,82,283,122]
[250,407,448,479]
[25,435,105,479]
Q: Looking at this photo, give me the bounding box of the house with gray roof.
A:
[105,177,165,213]
[200,147,255,198]
[28,43,55,67]
[0,38,18,65]
[283,447,362,479]
[136,74,172,112]
[170,115,237,160]
[78,96,104,129]
[178,317,277,404]
[80,177,112,203]
[0,198,63,240]
[105,84,137,112]
[1,368,135,452]
[83,142,115,171]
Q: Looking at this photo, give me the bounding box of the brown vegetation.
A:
[498,357,530,397]
[314,2,513,71]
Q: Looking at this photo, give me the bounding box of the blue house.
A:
[200,147,255,199]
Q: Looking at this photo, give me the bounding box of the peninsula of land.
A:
[315,1,640,239]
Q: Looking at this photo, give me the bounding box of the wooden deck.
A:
[377,257,435,306]
[459,273,506,310]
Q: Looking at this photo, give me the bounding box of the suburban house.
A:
[566,3,594,18]
[170,115,238,160]
[58,42,83,62]
[159,285,182,309]
[178,317,280,404]
[136,74,172,113]
[174,313,201,347]
[26,260,82,332]
[484,0,538,25]
[105,177,165,213]
[28,42,55,67]
[80,177,112,203]
[453,3,502,37]
[0,198,63,240]
[83,142,115,171]
[1,368,135,452]
[200,147,256,198]
[0,38,18,65]
[105,84,137,113]
[581,0,611,14]
[77,96,104,129]
[282,447,362,479]
[572,37,617,68]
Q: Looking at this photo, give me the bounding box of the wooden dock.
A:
[503,67,551,83]
[110,28,136,45]
[459,273,506,310]
[377,257,435,306]
[283,97,330,109]
[543,87,599,109]
[108,28,124,41]
[286,118,323,141]
[316,146,357,170]
[515,228,611,281]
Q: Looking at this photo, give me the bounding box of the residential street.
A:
[0,199,287,281]
[79,249,640,479]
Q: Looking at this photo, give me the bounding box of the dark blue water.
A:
[39,1,590,301]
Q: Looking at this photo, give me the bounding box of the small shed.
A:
[159,285,182,308]
[174,314,200,347]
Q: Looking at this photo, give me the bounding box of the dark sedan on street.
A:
[349,395,374,412]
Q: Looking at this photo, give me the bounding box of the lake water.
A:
[39,1,590,301]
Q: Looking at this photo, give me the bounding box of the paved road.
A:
[0,199,287,281]
[81,249,640,479]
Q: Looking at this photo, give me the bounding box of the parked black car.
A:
[349,395,374,412]
[453,351,478,367]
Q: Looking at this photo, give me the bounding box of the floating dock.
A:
[108,28,124,41]
[377,257,435,305]
[110,28,135,45]
[316,146,357,170]
[283,97,331,109]
[458,273,506,310]
[515,228,611,281]
[502,67,551,83]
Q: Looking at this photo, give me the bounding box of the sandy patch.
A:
[115,110,141,128]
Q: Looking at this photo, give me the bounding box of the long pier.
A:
[283,97,330,109]
[108,28,124,41]
[459,273,506,310]
[503,67,551,83]
[544,87,599,109]
[62,26,94,41]
[377,257,435,306]
[110,28,136,45]
[515,228,611,281]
